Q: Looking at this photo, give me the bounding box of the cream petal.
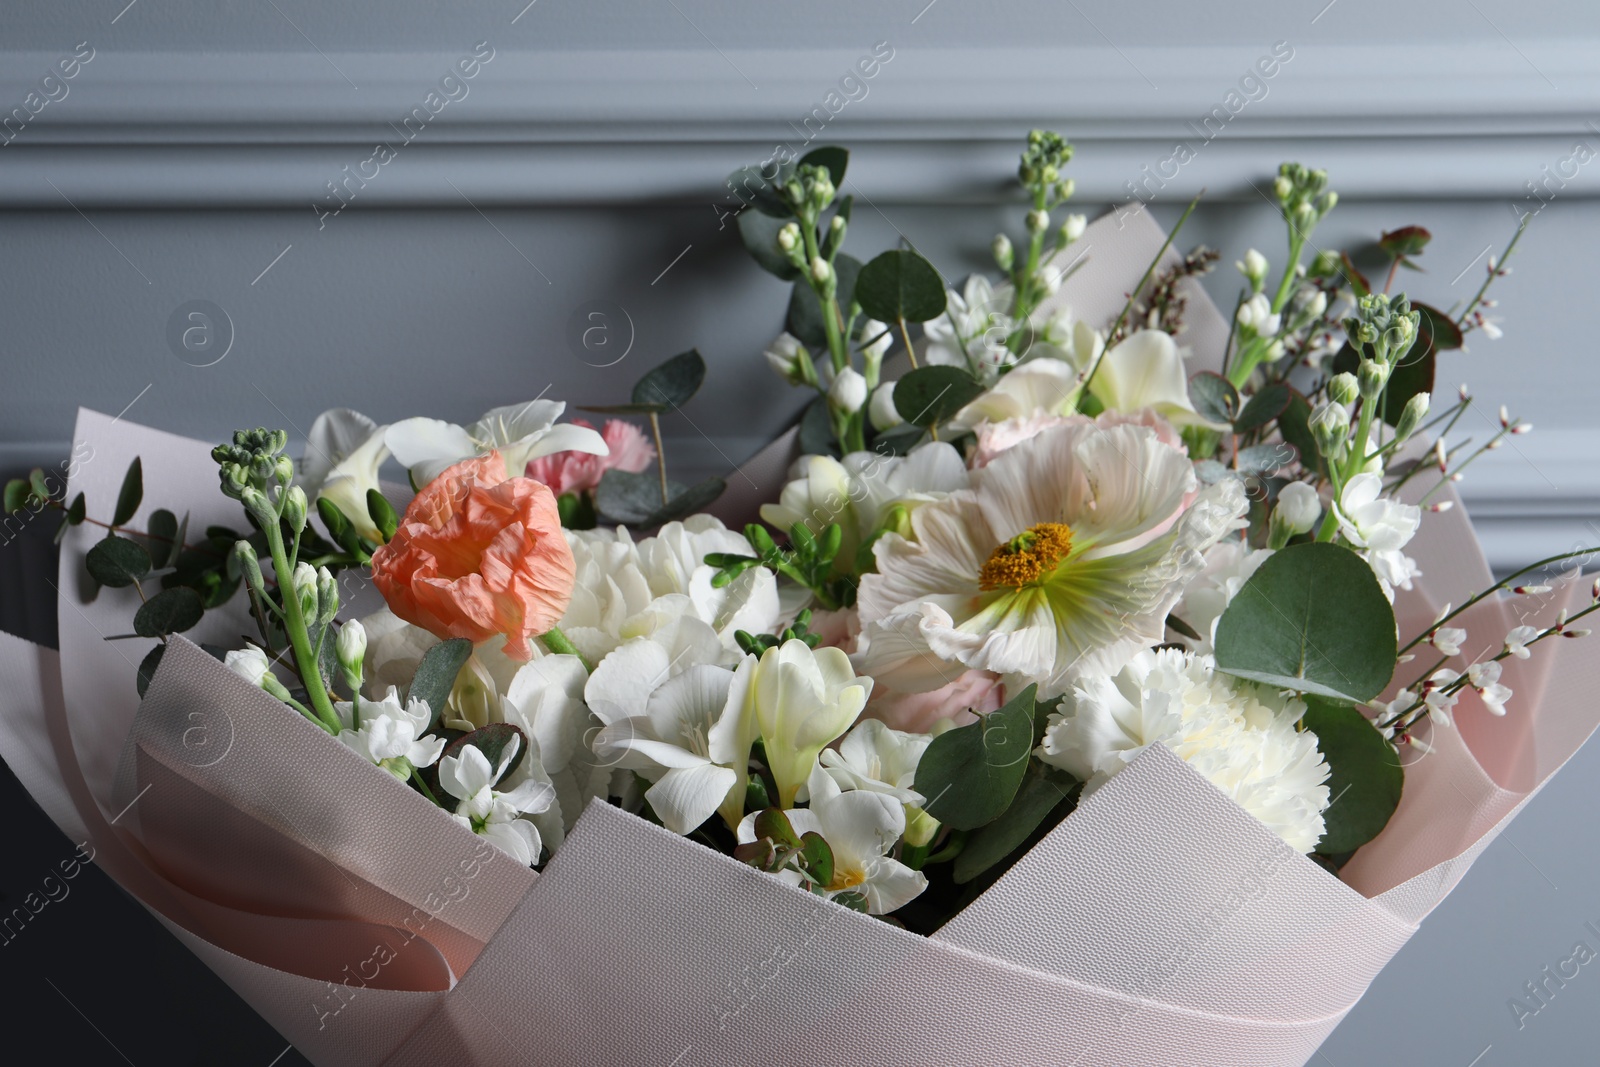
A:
[303,408,378,491]
[645,763,739,835]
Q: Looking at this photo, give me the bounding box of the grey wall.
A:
[3,1,1600,1063]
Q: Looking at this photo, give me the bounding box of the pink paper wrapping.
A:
[0,205,1595,1064]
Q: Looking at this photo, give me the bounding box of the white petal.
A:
[385,417,475,472]
[523,422,610,461]
[646,764,739,835]
[303,408,378,491]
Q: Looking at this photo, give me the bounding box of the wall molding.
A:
[3,43,1600,207]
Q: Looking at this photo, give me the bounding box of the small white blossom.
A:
[1466,661,1512,716]
[335,687,446,781]
[224,644,272,689]
[1431,627,1467,657]
[1505,625,1539,659]
[439,739,555,866]
[1236,292,1281,337]
[828,367,869,414]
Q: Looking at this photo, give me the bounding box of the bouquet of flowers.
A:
[3,132,1597,1066]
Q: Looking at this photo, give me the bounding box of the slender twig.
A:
[647,411,669,506]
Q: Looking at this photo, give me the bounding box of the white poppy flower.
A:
[439,738,555,866]
[737,764,927,915]
[1037,648,1331,853]
[859,420,1247,697]
[819,718,930,806]
[385,399,607,489]
[592,660,756,834]
[334,686,446,781]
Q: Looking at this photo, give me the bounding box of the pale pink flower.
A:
[525,419,655,495]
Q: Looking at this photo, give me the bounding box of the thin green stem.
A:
[1397,546,1600,655]
[1456,215,1528,331]
[1079,191,1203,406]
[411,766,444,808]
[540,625,594,673]
[265,519,340,734]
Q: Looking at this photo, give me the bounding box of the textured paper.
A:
[1,204,1595,1065]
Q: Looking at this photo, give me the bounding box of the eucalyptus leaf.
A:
[1234,383,1292,433]
[797,396,840,458]
[597,469,680,525]
[800,145,849,189]
[737,208,800,280]
[855,249,947,325]
[1302,696,1404,854]
[2,479,29,514]
[409,637,473,731]
[1214,542,1397,703]
[136,643,166,699]
[145,509,179,566]
[893,366,983,428]
[1188,371,1239,426]
[725,162,793,218]
[798,831,835,888]
[1277,389,1323,479]
[113,457,143,527]
[1235,441,1298,476]
[86,535,152,588]
[133,586,204,638]
[912,683,1037,831]
[952,766,1079,884]
[631,349,706,411]
[66,492,87,526]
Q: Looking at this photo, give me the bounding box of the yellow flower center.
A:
[829,867,867,892]
[978,522,1074,591]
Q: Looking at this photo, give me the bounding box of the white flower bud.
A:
[763,332,814,386]
[1277,481,1321,534]
[1026,209,1049,233]
[315,565,339,627]
[810,256,832,284]
[858,319,892,363]
[1236,249,1268,289]
[1062,213,1087,243]
[225,644,272,689]
[1393,391,1430,443]
[336,619,366,695]
[1235,293,1281,337]
[868,382,904,431]
[776,222,799,252]
[828,367,869,414]
[1327,372,1359,406]
[292,561,319,621]
[992,233,1014,271]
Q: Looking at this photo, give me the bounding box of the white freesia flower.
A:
[759,443,969,567]
[1334,473,1422,596]
[303,409,393,542]
[819,718,930,806]
[737,764,927,914]
[750,639,873,807]
[386,399,607,489]
[562,515,780,664]
[1505,625,1539,659]
[334,687,446,781]
[592,660,756,834]
[1037,648,1332,853]
[859,420,1247,697]
[950,358,1078,428]
[439,738,555,867]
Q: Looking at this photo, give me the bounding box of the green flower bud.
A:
[1393,391,1431,444]
[1357,358,1388,400]
[336,619,366,695]
[776,222,799,252]
[275,456,295,485]
[240,486,277,530]
[291,561,319,622]
[1309,401,1350,460]
[281,485,308,534]
[992,233,1014,271]
[1026,209,1049,233]
[903,805,940,848]
[1327,372,1359,406]
[232,539,265,594]
[315,565,339,627]
[1056,178,1076,202]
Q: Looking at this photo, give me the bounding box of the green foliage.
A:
[738,208,800,280]
[1234,383,1292,434]
[854,248,947,325]
[893,366,983,428]
[1302,696,1404,854]
[708,522,852,611]
[1214,542,1397,703]
[85,534,152,588]
[136,643,165,700]
[113,457,143,527]
[952,764,1079,884]
[366,489,399,543]
[799,145,849,189]
[133,586,204,638]
[408,637,474,732]
[1188,371,1240,426]
[595,469,726,528]
[787,254,861,350]
[913,684,1037,831]
[731,608,824,655]
[734,807,841,896]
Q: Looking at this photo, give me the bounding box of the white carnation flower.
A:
[1037,648,1333,853]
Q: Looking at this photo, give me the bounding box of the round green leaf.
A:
[3,479,30,514]
[855,249,947,325]
[631,349,706,411]
[136,643,166,699]
[145,508,180,567]
[113,457,144,527]
[1302,696,1403,854]
[1214,542,1397,703]
[86,534,153,588]
[952,766,1078,884]
[1234,383,1292,434]
[1188,371,1239,426]
[893,366,983,428]
[133,586,204,638]
[65,492,87,526]
[737,208,800,280]
[912,684,1036,830]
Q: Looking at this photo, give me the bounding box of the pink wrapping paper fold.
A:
[0,207,1595,1064]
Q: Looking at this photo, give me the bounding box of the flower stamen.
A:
[979,522,1074,590]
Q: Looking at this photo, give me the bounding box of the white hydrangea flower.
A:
[1037,648,1332,853]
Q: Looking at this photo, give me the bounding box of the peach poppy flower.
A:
[371,452,575,661]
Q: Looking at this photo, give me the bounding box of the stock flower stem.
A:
[265,522,341,734]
